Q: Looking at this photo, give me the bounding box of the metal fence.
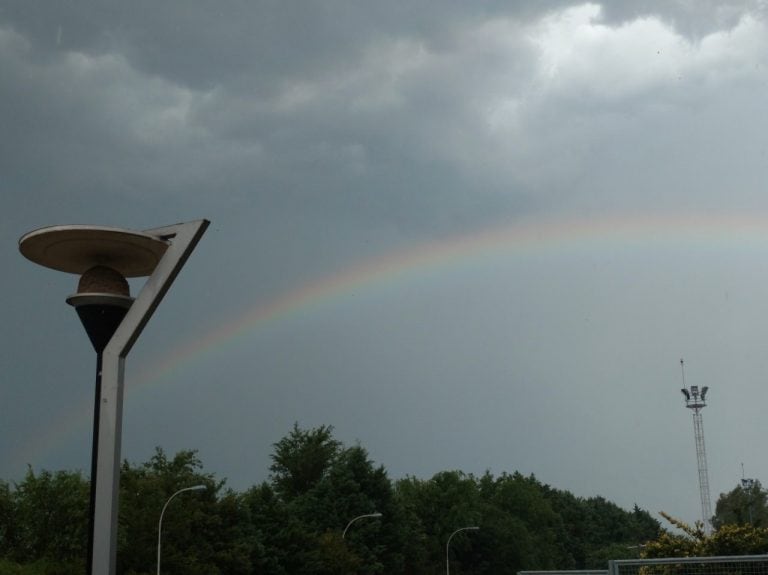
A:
[519,556,768,575]
[609,556,768,575]
[519,571,608,575]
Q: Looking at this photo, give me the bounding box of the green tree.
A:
[313,445,405,573]
[0,480,14,558]
[473,475,539,575]
[541,485,659,569]
[117,447,246,575]
[713,480,768,529]
[395,471,482,574]
[260,426,410,574]
[243,482,295,574]
[270,423,341,500]
[539,485,590,567]
[483,472,572,571]
[11,468,88,566]
[391,477,431,573]
[203,490,256,575]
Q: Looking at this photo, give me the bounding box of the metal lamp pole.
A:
[157,485,206,575]
[19,220,209,575]
[342,512,383,539]
[446,526,479,575]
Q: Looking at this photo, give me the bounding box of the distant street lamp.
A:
[342,512,383,539]
[19,220,209,575]
[156,484,207,575]
[446,526,479,575]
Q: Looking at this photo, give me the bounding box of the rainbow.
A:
[12,211,768,471]
[136,210,765,389]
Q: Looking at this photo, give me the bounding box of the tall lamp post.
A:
[342,512,383,539]
[446,526,479,575]
[157,484,206,575]
[19,220,209,575]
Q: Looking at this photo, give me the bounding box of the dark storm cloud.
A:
[9,0,736,225]
[4,1,544,88]
[1,1,553,235]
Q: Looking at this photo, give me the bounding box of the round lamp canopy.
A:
[19,225,169,278]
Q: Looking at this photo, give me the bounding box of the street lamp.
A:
[446,526,479,575]
[342,512,383,539]
[157,484,206,575]
[19,220,209,575]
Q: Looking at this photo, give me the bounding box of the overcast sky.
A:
[4,0,768,529]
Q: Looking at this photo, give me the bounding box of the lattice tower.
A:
[680,359,712,533]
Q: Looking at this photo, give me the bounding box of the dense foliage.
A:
[643,512,768,559]
[0,424,660,574]
[636,480,768,561]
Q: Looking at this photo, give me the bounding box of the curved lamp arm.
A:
[156,485,206,575]
[342,512,383,539]
[446,526,479,575]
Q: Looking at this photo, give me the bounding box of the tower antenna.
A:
[680,358,713,533]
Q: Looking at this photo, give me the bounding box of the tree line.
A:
[2,423,665,574]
